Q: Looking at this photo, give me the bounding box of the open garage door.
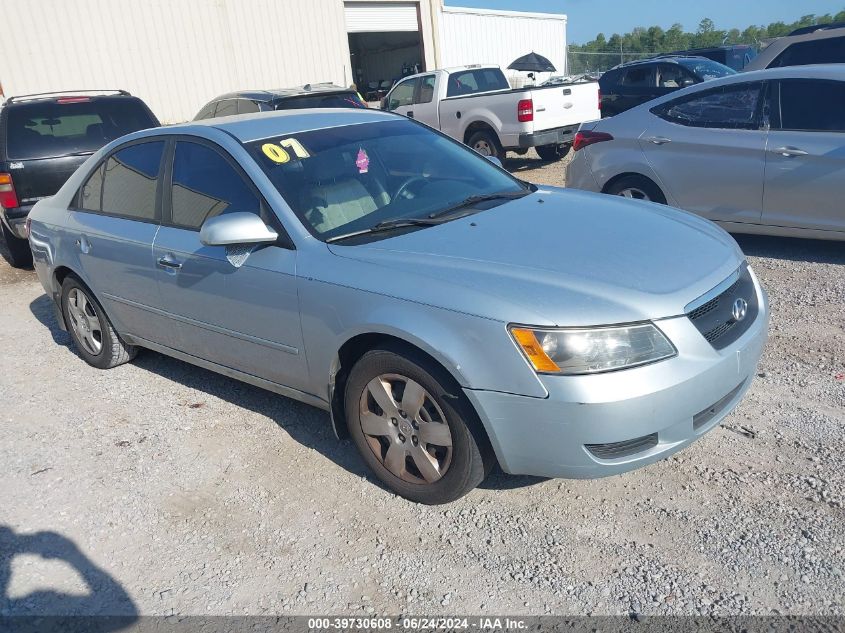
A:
[345,2,424,103]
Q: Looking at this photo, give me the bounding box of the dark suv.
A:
[0,90,159,267]
[599,56,736,117]
[194,84,367,120]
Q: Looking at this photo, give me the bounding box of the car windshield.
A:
[678,59,736,81]
[245,119,528,242]
[5,98,157,160]
[274,92,367,110]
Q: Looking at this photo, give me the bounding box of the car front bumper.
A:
[464,272,769,479]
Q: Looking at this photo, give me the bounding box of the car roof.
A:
[610,56,709,71]
[1,90,137,108]
[208,83,356,103]
[151,107,395,143]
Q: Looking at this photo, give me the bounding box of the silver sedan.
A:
[567,64,845,241]
[28,108,768,503]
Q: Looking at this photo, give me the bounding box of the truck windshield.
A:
[678,59,736,81]
[5,98,157,160]
[245,119,527,242]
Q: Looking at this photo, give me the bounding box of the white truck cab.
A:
[383,65,601,161]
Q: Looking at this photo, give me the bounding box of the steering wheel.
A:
[393,176,429,202]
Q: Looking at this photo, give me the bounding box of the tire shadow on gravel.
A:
[29,295,73,347]
[734,234,845,265]
[0,525,137,627]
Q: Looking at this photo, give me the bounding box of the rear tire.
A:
[345,346,493,504]
[605,175,667,204]
[467,130,503,160]
[60,275,137,369]
[536,143,571,162]
[1,221,32,268]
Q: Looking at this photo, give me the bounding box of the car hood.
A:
[327,188,745,326]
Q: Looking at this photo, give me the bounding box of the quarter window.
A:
[652,83,762,129]
[79,163,104,212]
[98,141,164,220]
[169,141,261,230]
[774,79,845,132]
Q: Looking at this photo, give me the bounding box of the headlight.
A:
[510,323,676,375]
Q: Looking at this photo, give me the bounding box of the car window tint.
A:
[770,36,845,67]
[213,100,238,118]
[170,141,261,230]
[5,98,157,160]
[100,141,164,221]
[776,80,845,132]
[78,162,105,212]
[658,65,688,88]
[237,99,260,114]
[416,75,436,104]
[621,67,654,87]
[388,79,418,109]
[654,82,762,129]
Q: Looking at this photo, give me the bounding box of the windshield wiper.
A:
[325,217,446,244]
[428,190,532,219]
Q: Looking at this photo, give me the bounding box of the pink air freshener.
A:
[356,148,370,174]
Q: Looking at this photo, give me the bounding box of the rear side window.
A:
[652,82,762,129]
[770,36,845,68]
[238,99,261,114]
[774,79,845,132]
[5,98,157,160]
[169,141,261,230]
[620,67,655,87]
[96,141,164,221]
[274,92,366,110]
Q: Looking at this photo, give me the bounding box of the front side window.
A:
[387,80,418,110]
[653,82,762,129]
[774,79,845,132]
[170,141,261,230]
[657,65,691,89]
[99,141,165,221]
[770,36,845,68]
[244,119,528,241]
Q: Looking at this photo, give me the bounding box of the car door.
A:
[410,74,438,128]
[639,81,767,224]
[152,137,309,391]
[385,77,420,119]
[66,139,170,342]
[763,78,845,233]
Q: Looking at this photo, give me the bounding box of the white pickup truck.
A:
[381,65,601,161]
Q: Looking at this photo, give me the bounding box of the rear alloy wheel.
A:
[467,130,503,160]
[536,143,571,162]
[1,221,32,268]
[61,275,137,369]
[345,348,492,504]
[605,175,667,205]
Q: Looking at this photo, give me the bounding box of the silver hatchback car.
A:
[28,108,768,503]
[568,65,845,241]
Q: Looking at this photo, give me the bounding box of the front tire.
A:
[60,275,137,369]
[345,347,493,504]
[1,221,32,268]
[536,143,571,162]
[605,175,667,204]
[467,130,503,160]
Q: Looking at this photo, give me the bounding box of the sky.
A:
[443,0,845,43]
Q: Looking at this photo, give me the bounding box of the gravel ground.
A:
[1,149,843,618]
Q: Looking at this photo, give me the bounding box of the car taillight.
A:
[57,96,91,104]
[573,131,614,152]
[0,173,18,209]
[517,99,534,122]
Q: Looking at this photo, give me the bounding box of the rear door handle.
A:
[772,146,809,157]
[157,256,182,270]
[648,136,672,145]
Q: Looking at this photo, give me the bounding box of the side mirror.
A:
[485,155,503,168]
[680,78,695,88]
[199,212,278,246]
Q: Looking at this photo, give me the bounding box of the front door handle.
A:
[157,256,182,270]
[648,136,672,145]
[772,146,809,157]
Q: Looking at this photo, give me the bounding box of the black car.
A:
[0,90,159,267]
[598,56,736,117]
[194,84,367,120]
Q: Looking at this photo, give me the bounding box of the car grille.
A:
[693,381,746,430]
[686,265,758,350]
[585,433,658,460]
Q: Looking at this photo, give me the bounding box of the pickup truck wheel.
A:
[60,275,137,369]
[536,143,571,162]
[345,347,493,504]
[605,175,667,205]
[1,221,33,268]
[467,130,503,160]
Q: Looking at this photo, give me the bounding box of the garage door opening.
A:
[345,2,424,103]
